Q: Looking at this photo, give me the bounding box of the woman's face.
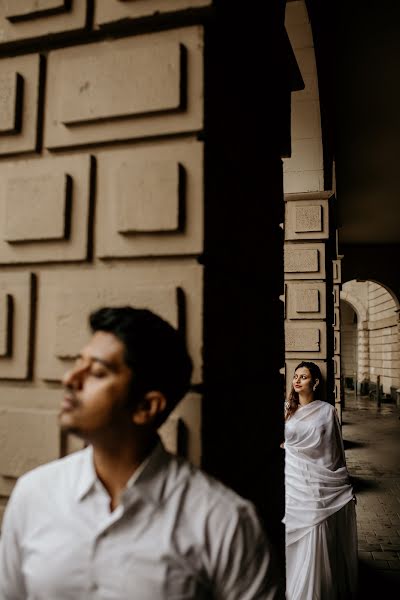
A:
[293,367,314,394]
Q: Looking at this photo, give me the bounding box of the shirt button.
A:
[90,582,98,591]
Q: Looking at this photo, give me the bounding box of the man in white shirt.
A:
[0,306,282,599]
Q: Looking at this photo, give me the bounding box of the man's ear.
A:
[132,390,167,426]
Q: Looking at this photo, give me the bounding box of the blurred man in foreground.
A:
[0,306,282,599]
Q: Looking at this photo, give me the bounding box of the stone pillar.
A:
[284,191,339,413]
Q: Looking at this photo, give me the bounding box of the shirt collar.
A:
[75,438,173,505]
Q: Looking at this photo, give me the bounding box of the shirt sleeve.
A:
[207,501,284,600]
[0,480,27,600]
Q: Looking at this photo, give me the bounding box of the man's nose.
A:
[62,362,86,389]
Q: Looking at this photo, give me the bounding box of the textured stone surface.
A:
[115,160,180,234]
[0,1,87,46]
[45,27,204,149]
[96,140,203,258]
[5,173,70,242]
[0,272,34,380]
[0,54,40,155]
[0,155,92,263]
[284,243,326,279]
[285,320,327,358]
[0,72,23,134]
[284,196,329,240]
[286,281,325,319]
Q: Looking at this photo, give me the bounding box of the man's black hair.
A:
[89,306,193,423]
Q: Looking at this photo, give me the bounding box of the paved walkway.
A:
[342,390,400,596]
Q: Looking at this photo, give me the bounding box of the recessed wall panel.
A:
[284,243,326,279]
[286,281,326,319]
[0,1,87,46]
[285,320,327,358]
[0,272,34,380]
[0,155,92,264]
[0,54,40,156]
[45,28,204,149]
[96,140,203,258]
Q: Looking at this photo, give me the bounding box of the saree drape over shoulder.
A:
[284,400,357,599]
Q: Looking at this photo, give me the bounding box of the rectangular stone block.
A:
[286,281,326,319]
[0,388,60,478]
[4,0,67,22]
[284,242,326,279]
[37,264,203,383]
[294,205,322,233]
[0,155,92,264]
[334,330,341,355]
[295,288,319,312]
[284,192,330,240]
[96,139,203,258]
[0,54,40,155]
[334,306,341,330]
[0,272,34,379]
[61,44,182,126]
[333,284,341,307]
[0,72,23,134]
[116,160,181,233]
[0,294,13,357]
[0,1,87,47]
[333,259,342,283]
[285,320,327,358]
[45,28,204,149]
[4,173,71,242]
[95,0,212,27]
[286,326,320,352]
[333,355,341,378]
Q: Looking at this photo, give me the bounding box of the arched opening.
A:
[341,280,400,402]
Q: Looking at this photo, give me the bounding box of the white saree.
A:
[284,400,358,600]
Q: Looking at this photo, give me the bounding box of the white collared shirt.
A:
[0,442,281,599]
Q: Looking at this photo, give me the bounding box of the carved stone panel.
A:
[36,264,202,383]
[334,330,341,355]
[0,272,34,380]
[0,1,87,47]
[285,199,329,240]
[0,54,41,156]
[95,0,212,27]
[284,243,326,280]
[96,140,203,258]
[285,320,327,358]
[333,259,342,284]
[45,27,204,150]
[0,155,93,264]
[286,281,326,319]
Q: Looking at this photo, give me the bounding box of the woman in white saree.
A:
[283,361,358,600]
